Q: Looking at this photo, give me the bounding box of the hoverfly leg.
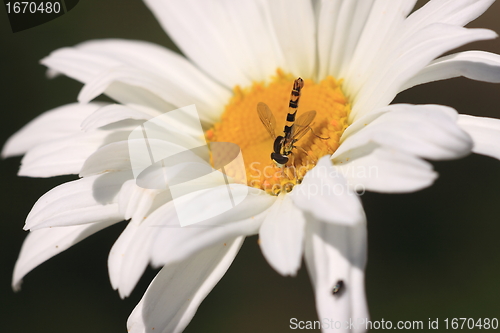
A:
[294,145,309,156]
[308,127,333,154]
[289,152,295,168]
[289,153,301,180]
[309,126,330,140]
[281,160,294,181]
[294,145,318,165]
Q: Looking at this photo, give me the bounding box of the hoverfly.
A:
[257,78,323,165]
[332,280,344,296]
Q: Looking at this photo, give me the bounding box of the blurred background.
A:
[1,1,500,332]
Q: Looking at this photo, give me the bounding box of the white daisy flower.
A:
[5,0,500,333]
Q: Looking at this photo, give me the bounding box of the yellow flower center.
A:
[207,71,350,195]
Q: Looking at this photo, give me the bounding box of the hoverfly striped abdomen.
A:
[283,78,304,144]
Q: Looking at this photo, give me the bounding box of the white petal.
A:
[264,0,316,78]
[81,104,157,131]
[401,51,500,91]
[75,39,231,112]
[150,186,275,267]
[81,119,209,178]
[41,48,178,115]
[458,115,500,160]
[108,186,170,297]
[291,157,364,225]
[345,0,496,105]
[108,191,166,299]
[145,0,314,86]
[24,172,129,230]
[305,217,368,333]
[404,0,495,30]
[259,194,305,276]
[40,47,120,82]
[120,181,171,222]
[335,147,437,193]
[76,65,222,123]
[79,141,133,177]
[341,0,416,94]
[341,103,458,142]
[12,220,116,291]
[2,103,103,158]
[335,104,472,162]
[315,0,343,79]
[316,0,374,79]
[18,127,133,177]
[127,237,243,333]
[108,220,142,297]
[351,24,497,120]
[77,67,206,112]
[338,107,390,143]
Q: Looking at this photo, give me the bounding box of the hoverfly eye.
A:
[271,153,288,165]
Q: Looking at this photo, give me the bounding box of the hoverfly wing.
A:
[291,110,316,141]
[257,102,277,139]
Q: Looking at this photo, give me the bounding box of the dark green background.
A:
[1,1,500,332]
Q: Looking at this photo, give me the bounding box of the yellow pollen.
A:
[208,71,350,195]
